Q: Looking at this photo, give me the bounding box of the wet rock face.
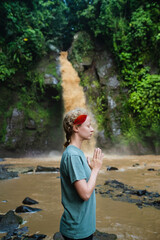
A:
[96,180,160,210]
[68,32,121,145]
[0,51,64,156]
[5,108,25,149]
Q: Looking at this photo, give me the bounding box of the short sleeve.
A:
[67,155,86,184]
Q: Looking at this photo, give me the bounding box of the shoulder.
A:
[63,145,83,158]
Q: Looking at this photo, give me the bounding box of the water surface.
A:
[0,155,160,240]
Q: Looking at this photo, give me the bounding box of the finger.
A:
[93,148,98,159]
[96,148,102,159]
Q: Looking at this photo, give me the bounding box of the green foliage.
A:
[81,74,108,132]
[1,0,160,150]
[129,74,160,129]
[0,52,16,81]
[0,0,68,82]
[69,32,94,63]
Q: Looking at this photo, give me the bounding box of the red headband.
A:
[73,115,87,125]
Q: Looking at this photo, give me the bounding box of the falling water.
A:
[59,51,86,112]
[59,51,96,153]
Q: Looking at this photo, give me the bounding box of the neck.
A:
[70,135,83,149]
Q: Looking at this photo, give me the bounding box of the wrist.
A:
[92,167,99,175]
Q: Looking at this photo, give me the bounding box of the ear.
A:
[73,124,79,133]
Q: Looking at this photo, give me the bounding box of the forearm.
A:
[74,147,103,201]
[86,168,99,198]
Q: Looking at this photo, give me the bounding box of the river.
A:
[0,154,160,240]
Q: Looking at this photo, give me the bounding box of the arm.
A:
[74,148,103,201]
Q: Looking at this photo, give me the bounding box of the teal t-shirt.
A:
[60,145,96,239]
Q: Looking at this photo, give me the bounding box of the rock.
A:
[107,76,120,89]
[25,119,36,130]
[0,166,19,180]
[152,200,160,209]
[68,31,94,72]
[0,210,23,233]
[4,108,25,149]
[136,203,143,209]
[137,190,147,196]
[15,205,42,213]
[93,229,117,240]
[132,163,140,167]
[53,230,117,240]
[13,226,29,236]
[2,228,46,240]
[104,180,125,189]
[107,166,119,171]
[25,234,47,239]
[95,51,113,81]
[47,43,60,54]
[98,179,160,209]
[107,96,116,109]
[35,165,60,172]
[5,166,34,174]
[22,197,39,205]
[44,74,59,85]
[53,232,63,240]
[2,226,29,240]
[21,167,34,174]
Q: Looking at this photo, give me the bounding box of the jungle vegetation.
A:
[0,0,160,151]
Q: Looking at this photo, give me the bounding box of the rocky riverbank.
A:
[0,197,117,240]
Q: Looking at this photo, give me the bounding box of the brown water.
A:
[0,155,160,240]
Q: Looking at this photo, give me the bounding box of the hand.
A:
[87,148,103,171]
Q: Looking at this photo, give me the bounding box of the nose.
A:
[91,126,94,132]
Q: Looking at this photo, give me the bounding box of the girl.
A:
[60,108,103,240]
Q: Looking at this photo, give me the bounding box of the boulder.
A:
[4,108,24,149]
[107,166,119,171]
[0,166,18,180]
[15,205,42,213]
[22,197,39,205]
[53,230,117,240]
[93,230,117,240]
[44,74,59,85]
[35,165,60,172]
[0,210,23,233]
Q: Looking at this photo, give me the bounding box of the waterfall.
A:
[59,51,86,112]
[59,51,96,153]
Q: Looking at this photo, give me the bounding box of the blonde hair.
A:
[63,108,88,148]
